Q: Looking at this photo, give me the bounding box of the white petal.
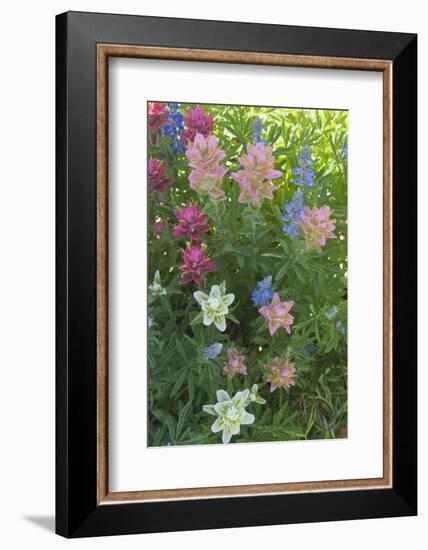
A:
[202,404,217,416]
[223,293,235,307]
[203,312,214,326]
[216,389,230,403]
[222,426,232,444]
[216,303,229,315]
[210,285,221,298]
[214,316,226,332]
[230,422,241,435]
[211,417,223,433]
[233,389,249,406]
[193,291,208,305]
[241,412,255,425]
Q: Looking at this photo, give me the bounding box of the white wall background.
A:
[0,1,424,548]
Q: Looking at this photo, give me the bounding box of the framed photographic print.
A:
[56,11,417,538]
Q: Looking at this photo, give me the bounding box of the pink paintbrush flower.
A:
[223,348,247,379]
[231,143,282,206]
[181,107,214,145]
[148,102,169,131]
[172,203,210,241]
[258,293,294,336]
[153,220,166,237]
[178,244,216,285]
[148,158,172,193]
[185,134,228,200]
[298,206,336,250]
[263,357,296,392]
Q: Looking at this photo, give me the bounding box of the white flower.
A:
[248,384,266,405]
[193,282,235,332]
[149,270,167,298]
[203,388,259,444]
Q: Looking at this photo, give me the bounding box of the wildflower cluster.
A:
[203,342,223,361]
[148,158,172,193]
[259,293,294,336]
[282,190,305,239]
[299,206,336,250]
[181,107,214,145]
[223,348,247,379]
[148,102,169,131]
[251,276,274,307]
[203,386,265,444]
[231,143,282,206]
[263,357,297,393]
[172,203,210,241]
[186,134,228,200]
[147,102,348,446]
[292,144,315,187]
[179,244,216,286]
[251,116,263,143]
[163,102,185,155]
[193,282,235,332]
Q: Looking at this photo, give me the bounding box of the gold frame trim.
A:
[96,44,393,504]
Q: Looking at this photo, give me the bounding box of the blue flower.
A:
[342,141,348,161]
[251,276,273,306]
[203,343,223,360]
[336,321,346,334]
[304,343,317,354]
[325,305,338,320]
[251,116,263,143]
[292,144,315,187]
[282,190,305,238]
[163,103,185,155]
[282,223,300,239]
[148,317,153,328]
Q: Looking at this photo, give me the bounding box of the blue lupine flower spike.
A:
[282,190,305,239]
[251,116,263,143]
[292,144,315,187]
[163,103,185,155]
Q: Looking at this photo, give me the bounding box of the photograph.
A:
[147,101,348,446]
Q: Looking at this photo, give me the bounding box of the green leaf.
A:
[275,261,290,283]
[176,400,192,440]
[190,311,204,326]
[170,369,188,397]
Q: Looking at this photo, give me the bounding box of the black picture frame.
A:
[56,10,417,538]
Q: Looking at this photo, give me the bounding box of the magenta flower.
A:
[223,348,247,379]
[178,244,216,285]
[172,203,210,241]
[258,293,294,336]
[263,357,296,392]
[185,134,228,200]
[298,206,336,250]
[148,158,172,193]
[231,143,282,206]
[148,102,169,131]
[153,220,166,237]
[181,107,214,145]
